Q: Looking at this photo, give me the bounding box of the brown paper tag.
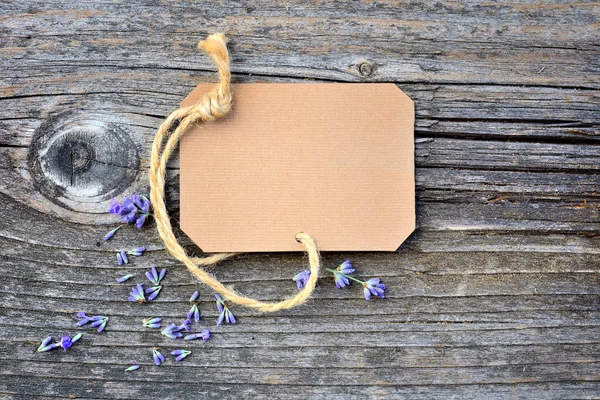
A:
[179,83,414,252]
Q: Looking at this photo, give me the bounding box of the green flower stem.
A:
[325,268,365,285]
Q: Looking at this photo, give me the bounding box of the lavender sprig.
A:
[325,261,386,300]
[215,294,236,326]
[330,260,355,288]
[152,349,165,366]
[109,194,152,229]
[77,312,109,332]
[184,329,211,341]
[143,317,162,329]
[171,349,191,361]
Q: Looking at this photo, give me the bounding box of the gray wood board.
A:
[1,1,599,399]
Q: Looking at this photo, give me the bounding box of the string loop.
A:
[148,33,320,312]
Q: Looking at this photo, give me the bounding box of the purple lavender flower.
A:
[125,365,140,372]
[215,294,236,326]
[116,252,123,265]
[37,334,81,353]
[58,335,73,350]
[76,312,108,333]
[143,317,162,329]
[363,278,386,300]
[184,329,210,341]
[293,270,311,290]
[109,194,152,229]
[109,199,120,214]
[189,291,199,302]
[178,318,191,332]
[187,304,200,322]
[145,286,162,301]
[127,246,146,257]
[128,284,146,303]
[331,260,355,288]
[89,317,109,333]
[152,349,165,366]
[171,349,191,361]
[36,336,54,352]
[161,323,183,340]
[103,226,121,241]
[120,251,128,264]
[145,266,166,286]
[116,274,134,283]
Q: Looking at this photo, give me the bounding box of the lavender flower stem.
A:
[325,268,365,284]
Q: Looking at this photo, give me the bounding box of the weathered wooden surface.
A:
[1,1,600,399]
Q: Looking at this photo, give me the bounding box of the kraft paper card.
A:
[179,83,414,252]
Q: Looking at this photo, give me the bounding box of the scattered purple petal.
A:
[145,266,166,286]
[215,294,235,326]
[143,317,162,329]
[128,284,146,303]
[37,336,53,352]
[103,226,121,241]
[189,291,199,302]
[146,286,162,302]
[116,274,134,283]
[37,342,60,352]
[71,333,83,343]
[161,323,183,340]
[120,251,128,264]
[152,349,165,366]
[187,304,200,322]
[178,318,191,332]
[127,246,146,256]
[170,349,191,361]
[184,329,211,341]
[116,252,123,265]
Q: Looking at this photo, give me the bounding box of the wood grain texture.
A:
[1,1,599,399]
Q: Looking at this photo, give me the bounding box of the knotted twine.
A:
[148,33,320,312]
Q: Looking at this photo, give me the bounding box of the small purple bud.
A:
[189,291,199,302]
[116,252,123,265]
[37,336,53,352]
[59,335,73,350]
[125,365,140,372]
[116,274,134,283]
[103,226,121,241]
[120,251,128,264]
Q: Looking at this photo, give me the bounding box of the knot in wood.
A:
[28,112,140,213]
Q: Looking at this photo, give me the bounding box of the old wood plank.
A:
[1,0,599,398]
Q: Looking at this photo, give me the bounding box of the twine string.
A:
[148,33,320,312]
